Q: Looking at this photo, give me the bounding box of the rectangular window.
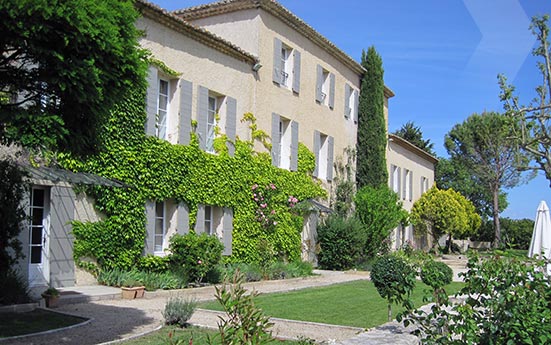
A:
[29,188,46,264]
[348,89,355,118]
[157,79,169,140]
[421,176,429,194]
[403,169,413,201]
[154,202,166,253]
[204,205,212,235]
[206,96,218,153]
[318,133,328,180]
[321,69,330,105]
[279,118,291,169]
[280,46,291,87]
[391,165,400,194]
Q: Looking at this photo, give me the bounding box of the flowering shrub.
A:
[168,232,224,284]
[252,183,278,229]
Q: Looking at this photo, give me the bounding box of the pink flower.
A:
[252,184,258,190]
[273,221,278,225]
[197,260,202,265]
[271,210,276,215]
[261,203,267,208]
[270,183,276,190]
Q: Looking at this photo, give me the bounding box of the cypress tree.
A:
[356,46,388,188]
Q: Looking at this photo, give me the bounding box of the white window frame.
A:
[204,205,213,235]
[391,165,400,194]
[321,69,330,105]
[421,176,429,194]
[404,169,413,201]
[156,79,169,140]
[206,95,218,153]
[279,118,291,169]
[154,202,166,253]
[318,133,329,180]
[280,44,292,88]
[348,89,355,118]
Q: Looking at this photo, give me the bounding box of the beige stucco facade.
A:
[175,1,366,186]
[387,134,437,250]
[136,14,256,145]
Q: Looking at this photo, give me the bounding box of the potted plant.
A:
[121,278,145,299]
[41,287,60,308]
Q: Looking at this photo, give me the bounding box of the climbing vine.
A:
[61,87,325,270]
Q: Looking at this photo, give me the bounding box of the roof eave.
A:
[388,134,438,164]
[136,0,259,66]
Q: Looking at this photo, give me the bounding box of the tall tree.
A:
[444,112,528,247]
[499,15,551,186]
[0,0,147,155]
[436,157,508,221]
[393,121,435,155]
[356,46,388,188]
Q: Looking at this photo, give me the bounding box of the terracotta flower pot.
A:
[121,286,145,299]
[42,294,60,308]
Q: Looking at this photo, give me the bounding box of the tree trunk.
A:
[388,303,392,322]
[448,233,453,253]
[492,188,501,249]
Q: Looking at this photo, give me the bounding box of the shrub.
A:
[0,160,28,274]
[211,270,274,344]
[317,214,366,270]
[420,260,453,306]
[354,185,407,258]
[403,254,551,344]
[169,232,224,284]
[370,254,416,321]
[0,269,30,305]
[137,255,170,273]
[163,297,197,327]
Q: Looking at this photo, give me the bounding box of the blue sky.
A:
[152,0,551,220]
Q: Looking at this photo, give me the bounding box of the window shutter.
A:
[179,79,193,145]
[329,73,335,109]
[313,130,320,177]
[273,38,282,84]
[409,171,413,201]
[402,170,408,200]
[344,84,351,119]
[225,96,237,156]
[290,121,299,171]
[144,201,156,254]
[195,204,205,234]
[397,167,402,199]
[292,50,301,93]
[145,67,158,136]
[271,113,280,167]
[197,86,209,151]
[327,136,334,181]
[353,90,359,123]
[176,203,189,235]
[222,208,233,256]
[315,65,323,103]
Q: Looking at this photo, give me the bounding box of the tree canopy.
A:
[393,121,435,156]
[499,15,551,186]
[444,112,528,247]
[0,0,148,155]
[410,187,480,250]
[356,46,388,188]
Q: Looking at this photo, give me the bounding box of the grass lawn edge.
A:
[0,308,91,341]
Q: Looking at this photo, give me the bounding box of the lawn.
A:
[122,325,302,344]
[0,308,87,338]
[200,280,464,329]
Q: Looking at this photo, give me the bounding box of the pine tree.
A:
[356,46,388,188]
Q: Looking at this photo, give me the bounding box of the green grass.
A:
[122,325,301,344]
[0,308,87,338]
[200,280,464,329]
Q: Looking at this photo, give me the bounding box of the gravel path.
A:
[4,270,371,345]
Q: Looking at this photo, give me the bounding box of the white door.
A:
[28,187,50,287]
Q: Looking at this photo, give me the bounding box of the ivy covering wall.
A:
[61,87,326,270]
